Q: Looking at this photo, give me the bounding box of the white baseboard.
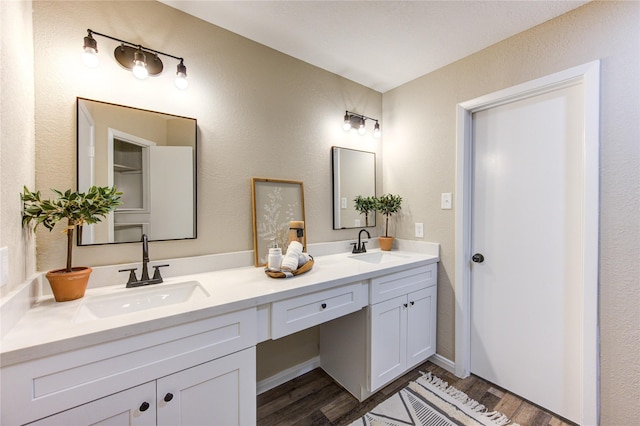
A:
[428,353,456,375]
[257,356,321,395]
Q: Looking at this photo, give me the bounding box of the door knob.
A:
[472,253,485,263]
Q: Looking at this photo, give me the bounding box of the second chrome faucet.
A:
[119,234,170,288]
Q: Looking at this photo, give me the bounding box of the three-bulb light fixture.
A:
[82,29,188,90]
[342,111,381,138]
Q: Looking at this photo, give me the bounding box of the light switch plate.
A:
[0,246,8,288]
[354,219,361,227]
[415,223,424,238]
[441,193,453,210]
[341,197,347,209]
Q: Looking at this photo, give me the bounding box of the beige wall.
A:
[31,0,382,273]
[383,1,639,424]
[0,0,36,297]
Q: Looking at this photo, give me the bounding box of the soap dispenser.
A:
[267,240,282,271]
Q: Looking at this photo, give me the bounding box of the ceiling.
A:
[160,1,589,93]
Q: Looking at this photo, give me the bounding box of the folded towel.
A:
[298,252,311,268]
[281,241,303,271]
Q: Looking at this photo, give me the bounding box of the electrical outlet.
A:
[341,197,347,209]
[0,247,8,288]
[415,223,424,238]
[354,219,361,227]
[441,193,453,210]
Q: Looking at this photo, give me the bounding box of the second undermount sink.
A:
[74,281,209,322]
[348,251,410,264]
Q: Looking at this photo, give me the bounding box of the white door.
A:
[406,286,437,368]
[370,295,407,391]
[149,146,194,240]
[470,83,584,423]
[157,347,256,426]
[29,382,156,426]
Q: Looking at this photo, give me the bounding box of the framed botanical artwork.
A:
[251,178,306,267]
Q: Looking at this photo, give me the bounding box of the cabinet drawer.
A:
[272,282,368,339]
[1,308,257,426]
[370,263,436,304]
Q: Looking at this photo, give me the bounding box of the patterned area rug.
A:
[349,372,519,426]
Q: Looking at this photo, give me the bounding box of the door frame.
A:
[454,60,600,424]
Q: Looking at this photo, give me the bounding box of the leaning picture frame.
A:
[251,178,306,267]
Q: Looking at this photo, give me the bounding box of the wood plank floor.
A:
[257,360,576,426]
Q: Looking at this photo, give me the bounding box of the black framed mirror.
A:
[331,146,376,229]
[76,98,197,245]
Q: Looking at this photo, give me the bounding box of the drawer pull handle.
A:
[139,402,150,412]
[164,393,174,403]
[321,303,327,310]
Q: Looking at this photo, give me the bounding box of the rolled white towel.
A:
[298,252,311,268]
[281,241,303,271]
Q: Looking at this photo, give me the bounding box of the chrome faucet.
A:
[119,234,170,288]
[352,229,371,254]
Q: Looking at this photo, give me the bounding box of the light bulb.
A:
[358,118,366,135]
[373,121,381,138]
[132,49,148,80]
[82,34,99,68]
[175,61,188,89]
[343,112,351,131]
[82,47,99,68]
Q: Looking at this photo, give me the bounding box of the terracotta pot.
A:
[379,236,394,251]
[45,267,92,302]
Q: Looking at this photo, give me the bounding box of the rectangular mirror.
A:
[77,98,197,245]
[332,146,376,229]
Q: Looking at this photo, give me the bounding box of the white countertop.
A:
[0,249,438,367]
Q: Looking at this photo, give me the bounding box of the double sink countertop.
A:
[0,249,439,367]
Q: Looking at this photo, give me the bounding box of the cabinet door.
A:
[29,382,156,426]
[157,347,256,426]
[406,286,437,368]
[369,295,407,392]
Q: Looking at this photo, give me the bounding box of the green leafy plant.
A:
[376,193,403,237]
[353,195,377,226]
[22,186,122,272]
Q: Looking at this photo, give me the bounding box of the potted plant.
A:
[376,193,402,251]
[21,185,122,302]
[353,195,376,227]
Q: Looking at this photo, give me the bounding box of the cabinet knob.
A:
[321,303,327,310]
[139,402,150,412]
[164,393,174,403]
[403,303,408,308]
[472,253,485,263]
[410,301,415,306]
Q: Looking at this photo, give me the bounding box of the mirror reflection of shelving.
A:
[113,137,150,243]
[114,139,144,210]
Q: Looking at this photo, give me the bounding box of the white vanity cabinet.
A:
[28,348,256,426]
[2,308,257,426]
[319,263,437,401]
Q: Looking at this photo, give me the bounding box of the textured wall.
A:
[31,1,382,272]
[0,1,36,297]
[29,0,381,383]
[383,1,639,424]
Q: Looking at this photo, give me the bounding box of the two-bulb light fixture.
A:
[342,111,381,138]
[82,29,189,90]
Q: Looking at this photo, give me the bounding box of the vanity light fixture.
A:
[342,111,382,138]
[81,29,189,89]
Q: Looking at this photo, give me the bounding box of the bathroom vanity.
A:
[0,247,438,425]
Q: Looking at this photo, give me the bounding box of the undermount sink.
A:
[74,281,209,322]
[348,251,410,264]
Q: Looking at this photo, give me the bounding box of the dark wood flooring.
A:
[257,360,576,426]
